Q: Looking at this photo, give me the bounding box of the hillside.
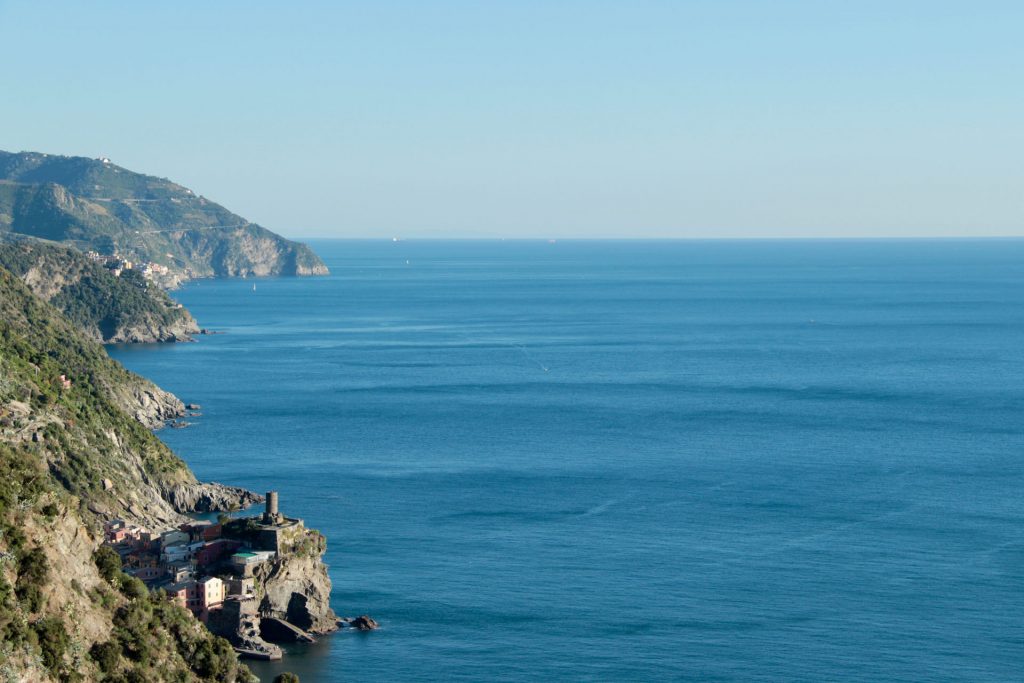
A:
[0,240,200,343]
[0,266,264,681]
[0,151,329,281]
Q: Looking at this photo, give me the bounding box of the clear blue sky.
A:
[1,1,1021,238]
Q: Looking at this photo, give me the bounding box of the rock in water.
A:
[343,615,380,631]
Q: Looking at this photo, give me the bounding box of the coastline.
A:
[105,295,346,670]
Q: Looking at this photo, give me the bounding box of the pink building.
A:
[165,581,192,609]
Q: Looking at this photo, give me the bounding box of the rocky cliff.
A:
[162,482,263,514]
[0,151,329,282]
[256,530,338,634]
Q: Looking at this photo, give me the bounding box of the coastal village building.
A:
[254,490,306,554]
[166,582,190,609]
[196,576,226,621]
[226,576,256,598]
[127,565,165,582]
[85,249,174,283]
[160,528,189,547]
[104,519,149,546]
[168,561,193,583]
[195,538,240,567]
[230,551,276,577]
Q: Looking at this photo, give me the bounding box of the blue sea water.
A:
[109,239,1024,682]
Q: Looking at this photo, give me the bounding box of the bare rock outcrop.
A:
[122,383,187,429]
[256,531,338,634]
[101,312,200,344]
[163,482,263,513]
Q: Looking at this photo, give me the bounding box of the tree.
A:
[274,674,300,683]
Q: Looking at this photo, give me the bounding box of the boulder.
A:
[342,615,379,631]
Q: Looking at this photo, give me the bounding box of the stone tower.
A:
[263,491,279,524]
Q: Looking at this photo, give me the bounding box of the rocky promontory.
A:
[0,239,201,344]
[198,509,339,663]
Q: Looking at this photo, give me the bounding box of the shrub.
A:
[120,575,148,601]
[90,639,120,673]
[15,546,49,612]
[33,617,70,675]
[94,545,122,584]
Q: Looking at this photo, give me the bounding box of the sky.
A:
[0,1,1021,239]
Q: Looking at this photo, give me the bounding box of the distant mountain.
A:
[0,151,328,281]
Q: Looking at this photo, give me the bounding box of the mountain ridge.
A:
[0,151,329,283]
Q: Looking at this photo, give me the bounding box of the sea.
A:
[109,239,1024,682]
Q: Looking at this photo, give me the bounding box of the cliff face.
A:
[256,530,338,634]
[0,240,201,344]
[0,151,329,282]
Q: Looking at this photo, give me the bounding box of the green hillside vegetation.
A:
[0,151,328,280]
[0,240,199,343]
[0,267,254,681]
[0,266,191,505]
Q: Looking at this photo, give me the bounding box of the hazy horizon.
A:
[2,1,1021,240]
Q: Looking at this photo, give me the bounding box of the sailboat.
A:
[252,283,256,292]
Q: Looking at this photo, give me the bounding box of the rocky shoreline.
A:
[130,386,350,665]
[88,262,357,667]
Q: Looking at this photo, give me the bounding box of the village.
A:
[102,491,308,659]
[85,249,175,282]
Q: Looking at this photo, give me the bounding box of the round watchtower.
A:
[263,491,279,523]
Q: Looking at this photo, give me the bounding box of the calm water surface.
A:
[110,240,1024,682]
